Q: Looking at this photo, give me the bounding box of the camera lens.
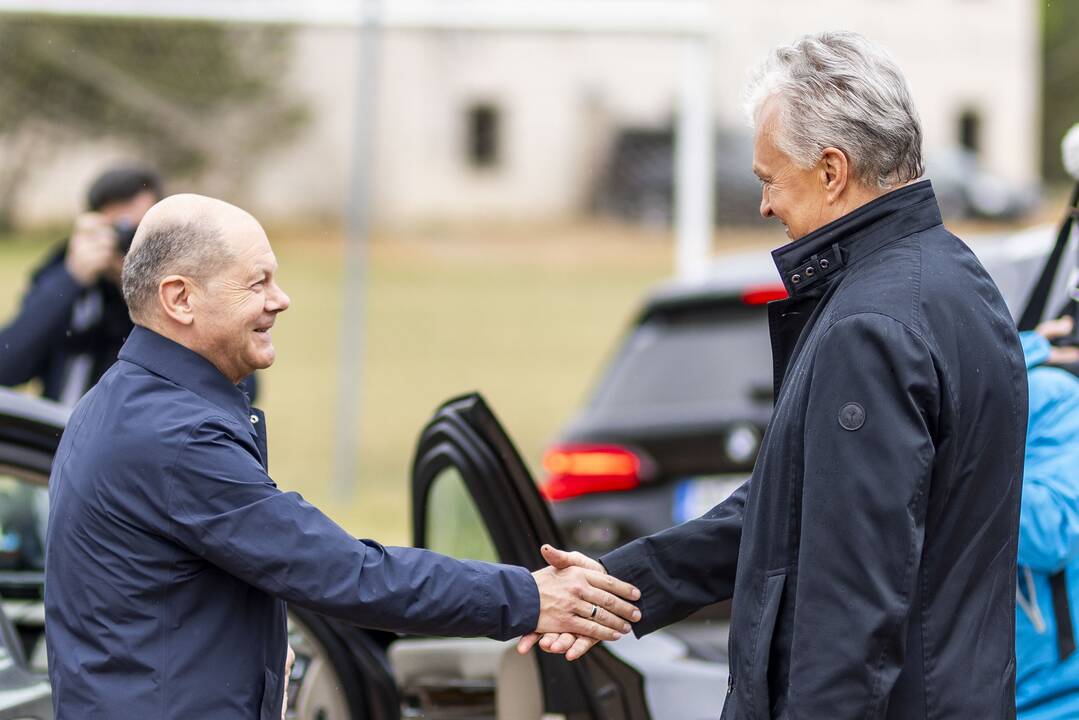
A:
[113,222,137,254]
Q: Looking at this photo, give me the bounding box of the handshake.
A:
[523,544,640,661]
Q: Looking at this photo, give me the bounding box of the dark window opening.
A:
[466,104,501,169]
[958,109,982,155]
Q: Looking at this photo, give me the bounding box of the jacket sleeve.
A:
[1019,331,1050,370]
[787,313,938,719]
[0,262,83,387]
[600,478,746,635]
[164,416,539,641]
[1017,367,1079,573]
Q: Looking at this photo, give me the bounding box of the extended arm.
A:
[600,477,748,634]
[166,418,638,641]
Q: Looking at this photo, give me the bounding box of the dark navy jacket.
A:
[44,326,539,719]
[604,181,1028,719]
[0,246,256,404]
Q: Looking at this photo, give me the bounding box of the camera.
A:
[113,221,137,255]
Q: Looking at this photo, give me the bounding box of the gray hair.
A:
[745,32,924,188]
[121,218,232,322]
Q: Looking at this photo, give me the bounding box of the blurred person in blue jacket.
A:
[1016,314,1079,719]
[0,166,161,405]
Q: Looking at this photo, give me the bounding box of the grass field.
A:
[0,221,685,545]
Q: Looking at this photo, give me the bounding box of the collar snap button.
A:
[791,274,802,284]
[820,259,830,269]
[250,414,259,424]
[804,266,815,277]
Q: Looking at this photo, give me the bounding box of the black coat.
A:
[603,181,1028,719]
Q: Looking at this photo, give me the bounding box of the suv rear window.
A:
[587,302,773,419]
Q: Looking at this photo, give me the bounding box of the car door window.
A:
[0,474,49,572]
[425,466,498,563]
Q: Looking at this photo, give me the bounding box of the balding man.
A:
[529,32,1027,718]
[44,194,641,719]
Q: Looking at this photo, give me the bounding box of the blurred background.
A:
[0,0,1074,544]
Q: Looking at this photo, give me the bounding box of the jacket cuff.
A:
[600,542,658,637]
[490,563,540,640]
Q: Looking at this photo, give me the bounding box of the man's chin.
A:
[248,348,276,372]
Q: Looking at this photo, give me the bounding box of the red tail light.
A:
[540,444,642,501]
[741,284,788,305]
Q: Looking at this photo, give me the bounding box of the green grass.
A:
[0,222,672,545]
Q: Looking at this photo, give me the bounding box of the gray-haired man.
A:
[526,32,1027,719]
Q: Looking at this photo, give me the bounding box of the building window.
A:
[958,109,982,156]
[466,103,501,169]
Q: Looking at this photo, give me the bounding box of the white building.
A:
[14,0,1040,227]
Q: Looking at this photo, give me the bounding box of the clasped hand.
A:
[523,545,639,661]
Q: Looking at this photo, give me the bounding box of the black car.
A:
[0,388,733,720]
[543,223,1064,557]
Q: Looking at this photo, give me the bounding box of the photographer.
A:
[0,166,161,405]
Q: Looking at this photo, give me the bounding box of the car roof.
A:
[642,223,1060,320]
[0,388,68,462]
[0,388,68,430]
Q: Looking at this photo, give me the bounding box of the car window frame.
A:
[411,393,651,720]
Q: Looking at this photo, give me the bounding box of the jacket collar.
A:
[771,179,942,297]
[118,325,254,426]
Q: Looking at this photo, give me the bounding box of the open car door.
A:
[399,392,651,720]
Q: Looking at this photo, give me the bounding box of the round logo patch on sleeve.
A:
[838,402,866,431]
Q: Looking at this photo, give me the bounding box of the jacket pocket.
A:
[749,572,786,718]
[260,667,281,720]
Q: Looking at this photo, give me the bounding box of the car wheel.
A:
[287,608,369,720]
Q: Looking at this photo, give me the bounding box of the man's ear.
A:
[158,275,196,326]
[818,147,850,203]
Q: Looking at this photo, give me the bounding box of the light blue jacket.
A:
[1016,331,1079,719]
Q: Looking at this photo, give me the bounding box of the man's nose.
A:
[759,189,773,219]
[268,283,291,312]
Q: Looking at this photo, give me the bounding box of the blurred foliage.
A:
[0,16,308,230]
[1043,0,1079,180]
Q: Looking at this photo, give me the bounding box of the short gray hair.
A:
[122,218,231,322]
[745,32,924,188]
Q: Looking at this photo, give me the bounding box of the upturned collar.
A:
[118,326,254,427]
[771,179,942,297]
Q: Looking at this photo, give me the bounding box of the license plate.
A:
[673,475,748,523]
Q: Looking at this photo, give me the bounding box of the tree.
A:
[0,15,307,230]
[1042,1,1079,180]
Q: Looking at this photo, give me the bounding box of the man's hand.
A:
[65,213,117,286]
[1036,315,1079,365]
[518,545,639,661]
[528,544,640,651]
[281,643,295,720]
